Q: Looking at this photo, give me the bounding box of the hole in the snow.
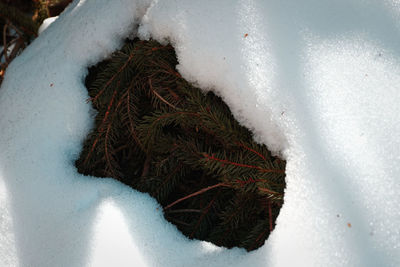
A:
[75,38,286,251]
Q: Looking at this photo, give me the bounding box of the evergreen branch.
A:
[190,190,220,238]
[236,142,267,161]
[203,153,284,174]
[89,143,130,168]
[126,88,143,149]
[104,119,116,176]
[102,89,117,125]
[258,187,284,197]
[82,89,118,166]
[235,177,266,186]
[234,177,283,197]
[156,163,182,195]
[90,53,135,103]
[154,111,200,123]
[250,227,269,251]
[82,136,100,167]
[164,182,229,210]
[76,39,286,251]
[166,86,180,100]
[149,78,177,109]
[222,196,248,227]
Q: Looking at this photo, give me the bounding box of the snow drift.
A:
[0,0,400,266]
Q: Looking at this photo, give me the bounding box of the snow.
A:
[0,0,400,266]
[38,16,59,35]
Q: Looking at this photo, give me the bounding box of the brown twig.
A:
[164,182,229,210]
[149,78,177,109]
[7,21,25,37]
[7,37,24,62]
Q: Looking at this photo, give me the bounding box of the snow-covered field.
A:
[1,0,400,266]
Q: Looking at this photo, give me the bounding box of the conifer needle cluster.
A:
[76,38,286,251]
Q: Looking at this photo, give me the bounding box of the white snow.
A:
[38,16,59,35]
[0,0,400,266]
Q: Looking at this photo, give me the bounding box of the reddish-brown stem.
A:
[258,187,283,196]
[236,142,266,161]
[166,87,179,100]
[102,90,117,124]
[104,90,127,173]
[169,69,181,78]
[190,191,220,238]
[203,153,284,174]
[146,111,200,139]
[149,78,176,109]
[90,53,134,103]
[250,227,269,251]
[164,182,229,210]
[144,111,199,149]
[83,89,120,166]
[83,137,100,166]
[236,177,265,186]
[150,46,173,52]
[235,178,283,196]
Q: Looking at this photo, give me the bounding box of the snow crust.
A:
[1,0,400,266]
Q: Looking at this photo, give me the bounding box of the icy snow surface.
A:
[1,0,400,266]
